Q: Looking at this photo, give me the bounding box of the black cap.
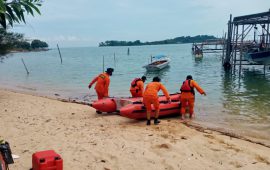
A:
[186,75,193,80]
[141,76,147,81]
[153,76,161,82]
[106,68,114,73]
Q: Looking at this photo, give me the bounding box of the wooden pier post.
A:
[222,33,226,64]
[114,53,116,67]
[233,25,239,71]
[231,24,236,67]
[239,25,245,76]
[224,14,233,69]
[266,20,269,48]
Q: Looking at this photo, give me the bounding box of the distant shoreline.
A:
[99,35,219,47]
[0,48,50,57]
[9,48,50,53]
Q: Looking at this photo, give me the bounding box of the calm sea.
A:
[1,44,270,144]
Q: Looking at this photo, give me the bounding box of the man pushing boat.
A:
[143,76,171,125]
[180,75,206,119]
[130,76,147,97]
[88,68,114,113]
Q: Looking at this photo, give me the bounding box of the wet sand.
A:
[1,89,270,170]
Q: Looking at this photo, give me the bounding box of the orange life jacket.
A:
[180,80,195,95]
[131,78,141,88]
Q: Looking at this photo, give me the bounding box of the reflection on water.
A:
[222,69,270,118]
[220,69,270,144]
[194,56,203,63]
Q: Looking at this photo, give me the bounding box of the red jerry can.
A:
[32,150,63,170]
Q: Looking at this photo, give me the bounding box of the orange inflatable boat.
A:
[90,93,181,113]
[120,100,181,119]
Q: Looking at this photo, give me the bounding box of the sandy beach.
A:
[1,89,270,170]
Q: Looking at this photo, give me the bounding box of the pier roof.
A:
[233,11,270,25]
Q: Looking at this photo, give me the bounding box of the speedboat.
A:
[192,45,203,58]
[143,55,171,71]
[244,49,270,65]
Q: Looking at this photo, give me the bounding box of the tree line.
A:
[99,35,218,47]
[0,0,44,55]
[0,28,48,55]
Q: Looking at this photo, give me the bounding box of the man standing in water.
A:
[143,77,171,125]
[180,75,206,119]
[88,68,114,100]
[130,76,147,97]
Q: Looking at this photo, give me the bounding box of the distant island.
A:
[99,35,218,47]
[0,28,49,56]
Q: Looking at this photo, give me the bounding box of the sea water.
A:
[0,44,270,144]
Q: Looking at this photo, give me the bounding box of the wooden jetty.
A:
[223,10,270,73]
[192,39,226,54]
[193,10,270,74]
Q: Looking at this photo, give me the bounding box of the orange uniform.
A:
[130,79,144,97]
[143,82,170,112]
[180,79,205,116]
[89,72,110,99]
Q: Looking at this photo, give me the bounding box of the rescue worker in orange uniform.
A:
[88,68,114,100]
[130,76,147,97]
[180,75,206,119]
[143,77,171,125]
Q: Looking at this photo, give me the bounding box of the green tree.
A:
[0,0,42,29]
[31,39,48,49]
[0,27,24,54]
[16,40,30,49]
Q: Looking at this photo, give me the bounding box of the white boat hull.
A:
[194,54,203,58]
[143,59,171,71]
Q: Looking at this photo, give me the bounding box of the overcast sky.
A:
[11,0,270,47]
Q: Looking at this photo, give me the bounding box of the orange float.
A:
[120,101,181,119]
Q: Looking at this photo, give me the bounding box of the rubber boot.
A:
[146,119,151,126]
[180,113,184,120]
[154,118,160,125]
[96,110,102,114]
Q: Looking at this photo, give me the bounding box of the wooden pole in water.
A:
[231,24,236,67]
[21,58,29,75]
[127,48,130,55]
[224,14,233,69]
[222,32,226,64]
[265,18,269,48]
[114,53,116,67]
[234,25,239,71]
[103,55,105,72]
[57,44,63,64]
[239,24,244,76]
